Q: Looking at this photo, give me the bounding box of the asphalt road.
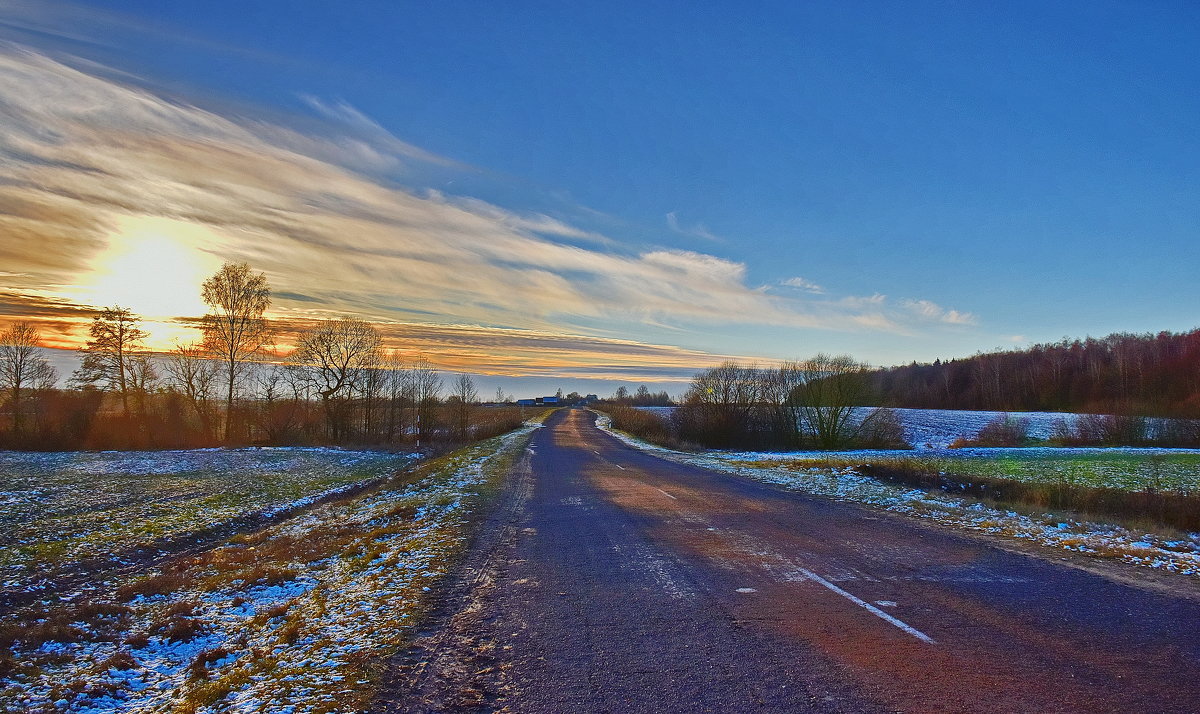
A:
[386,409,1200,713]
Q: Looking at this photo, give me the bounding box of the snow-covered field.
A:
[0,425,539,713]
[886,407,1082,449]
[0,447,416,594]
[638,405,1092,450]
[637,407,1200,492]
[598,413,1200,577]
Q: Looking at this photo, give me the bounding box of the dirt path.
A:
[379,409,1200,713]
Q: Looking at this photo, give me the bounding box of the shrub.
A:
[959,414,1030,447]
[604,405,673,447]
[1053,414,1149,446]
[856,408,911,449]
[1149,418,1200,447]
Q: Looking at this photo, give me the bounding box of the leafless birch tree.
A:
[410,357,442,444]
[451,372,478,438]
[201,262,271,442]
[0,321,57,434]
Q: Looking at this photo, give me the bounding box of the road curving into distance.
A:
[386,408,1200,713]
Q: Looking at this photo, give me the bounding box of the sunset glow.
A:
[82,218,220,317]
[0,1,1196,396]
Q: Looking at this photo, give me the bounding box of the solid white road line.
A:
[798,566,936,644]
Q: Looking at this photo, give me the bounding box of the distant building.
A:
[517,398,536,407]
[584,394,599,404]
[543,396,559,405]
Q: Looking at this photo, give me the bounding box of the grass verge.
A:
[0,419,545,714]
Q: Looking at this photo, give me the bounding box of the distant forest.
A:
[870,330,1200,417]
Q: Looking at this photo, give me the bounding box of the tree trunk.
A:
[10,385,20,435]
[225,361,235,443]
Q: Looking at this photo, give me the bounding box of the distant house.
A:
[584,394,599,404]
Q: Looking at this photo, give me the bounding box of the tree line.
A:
[0,262,517,450]
[607,384,674,407]
[869,330,1200,417]
[602,354,909,451]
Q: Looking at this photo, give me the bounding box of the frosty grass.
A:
[0,422,540,713]
[598,412,1200,577]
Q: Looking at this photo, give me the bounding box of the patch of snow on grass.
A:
[0,428,536,713]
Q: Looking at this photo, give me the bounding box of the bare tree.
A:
[0,322,57,434]
[794,353,873,449]
[675,361,763,448]
[201,261,271,442]
[163,342,219,438]
[760,363,803,447]
[359,362,386,439]
[451,372,478,438]
[71,306,151,419]
[381,350,412,441]
[253,362,311,444]
[125,355,159,418]
[410,357,442,444]
[293,317,382,442]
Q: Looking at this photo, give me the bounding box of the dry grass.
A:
[186,646,231,681]
[101,650,137,671]
[858,462,1200,532]
[0,599,133,650]
[116,572,190,601]
[2,421,539,712]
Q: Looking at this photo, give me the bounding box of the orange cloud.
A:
[0,45,977,378]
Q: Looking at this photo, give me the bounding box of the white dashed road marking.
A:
[798,567,935,644]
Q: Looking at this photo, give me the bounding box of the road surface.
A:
[383,409,1200,713]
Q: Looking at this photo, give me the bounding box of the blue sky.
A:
[1,1,1197,395]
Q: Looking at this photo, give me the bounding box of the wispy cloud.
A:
[298,96,461,169]
[780,276,826,294]
[0,45,980,375]
[665,211,722,242]
[900,299,978,326]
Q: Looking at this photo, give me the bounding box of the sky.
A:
[1,1,1197,397]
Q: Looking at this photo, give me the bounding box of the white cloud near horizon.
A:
[0,45,980,373]
[901,299,978,326]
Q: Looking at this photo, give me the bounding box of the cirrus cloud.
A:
[0,44,979,376]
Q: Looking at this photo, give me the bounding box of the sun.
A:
[79,216,225,343]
